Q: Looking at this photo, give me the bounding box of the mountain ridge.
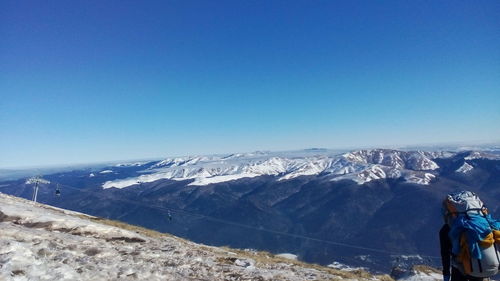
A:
[101,148,498,189]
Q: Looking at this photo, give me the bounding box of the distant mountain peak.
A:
[464,151,499,160]
[456,162,474,173]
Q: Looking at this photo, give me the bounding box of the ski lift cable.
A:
[49,181,442,259]
[43,181,441,259]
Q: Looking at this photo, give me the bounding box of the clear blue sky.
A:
[1,0,499,168]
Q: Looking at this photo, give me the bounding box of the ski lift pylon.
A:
[26,176,50,202]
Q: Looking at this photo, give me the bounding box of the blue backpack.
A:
[442,191,500,278]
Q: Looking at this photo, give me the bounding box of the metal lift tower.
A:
[26,176,50,203]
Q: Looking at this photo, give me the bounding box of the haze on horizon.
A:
[1,1,499,168]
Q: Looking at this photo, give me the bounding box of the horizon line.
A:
[1,140,499,171]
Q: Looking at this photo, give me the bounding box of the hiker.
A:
[440,223,484,281]
[440,191,500,281]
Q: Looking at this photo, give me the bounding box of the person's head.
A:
[441,200,452,225]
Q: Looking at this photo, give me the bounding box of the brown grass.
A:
[87,217,174,239]
[412,265,441,274]
[217,247,394,281]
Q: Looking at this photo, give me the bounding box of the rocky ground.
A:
[0,192,395,281]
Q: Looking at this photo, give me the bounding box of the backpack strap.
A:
[448,207,487,217]
[494,243,500,265]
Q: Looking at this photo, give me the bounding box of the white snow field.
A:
[0,193,393,281]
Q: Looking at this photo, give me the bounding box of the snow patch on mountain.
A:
[99,170,113,174]
[328,261,367,272]
[405,173,436,185]
[456,162,473,174]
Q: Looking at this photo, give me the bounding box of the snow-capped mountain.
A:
[103,149,444,189]
[464,151,500,160]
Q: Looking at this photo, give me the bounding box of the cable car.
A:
[55,184,61,196]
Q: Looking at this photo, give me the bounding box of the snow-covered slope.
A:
[102,149,445,189]
[0,193,389,281]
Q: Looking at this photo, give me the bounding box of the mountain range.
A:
[1,148,499,273]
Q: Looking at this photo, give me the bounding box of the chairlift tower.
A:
[26,176,50,203]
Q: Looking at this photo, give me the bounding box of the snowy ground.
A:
[393,267,442,281]
[397,271,441,281]
[0,193,392,281]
